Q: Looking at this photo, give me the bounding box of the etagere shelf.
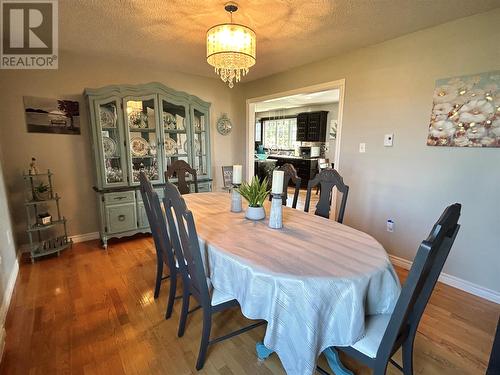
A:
[23,170,72,262]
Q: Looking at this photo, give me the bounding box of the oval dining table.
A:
[182,192,401,375]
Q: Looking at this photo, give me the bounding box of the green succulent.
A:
[236,176,270,207]
[35,182,50,193]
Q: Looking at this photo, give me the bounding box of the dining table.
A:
[182,192,401,375]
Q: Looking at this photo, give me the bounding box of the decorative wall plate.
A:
[130,136,150,157]
[217,113,232,135]
[164,137,178,156]
[163,112,177,130]
[100,106,116,128]
[103,136,117,158]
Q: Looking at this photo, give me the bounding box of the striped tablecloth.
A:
[183,192,400,375]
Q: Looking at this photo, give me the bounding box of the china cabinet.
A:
[85,83,212,248]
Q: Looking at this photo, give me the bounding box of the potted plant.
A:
[33,182,51,201]
[237,176,270,220]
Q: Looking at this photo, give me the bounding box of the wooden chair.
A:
[138,172,179,319]
[268,163,301,208]
[221,166,233,193]
[163,181,266,370]
[317,203,462,375]
[304,169,349,222]
[316,158,331,195]
[165,160,198,194]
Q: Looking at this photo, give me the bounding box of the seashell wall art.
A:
[427,70,500,148]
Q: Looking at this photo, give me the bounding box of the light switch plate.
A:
[359,143,366,153]
[384,134,394,147]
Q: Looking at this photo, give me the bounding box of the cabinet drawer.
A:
[104,191,135,204]
[105,203,137,233]
[198,182,212,193]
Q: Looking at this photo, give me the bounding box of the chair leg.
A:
[196,309,212,370]
[154,258,164,299]
[402,338,415,375]
[165,270,177,320]
[177,288,190,337]
[316,185,320,195]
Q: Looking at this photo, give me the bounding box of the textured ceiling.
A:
[62,0,500,82]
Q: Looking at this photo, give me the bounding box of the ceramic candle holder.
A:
[231,184,242,213]
[269,193,283,229]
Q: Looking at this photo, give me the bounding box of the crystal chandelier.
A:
[206,3,256,88]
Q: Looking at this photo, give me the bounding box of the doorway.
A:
[245,79,346,212]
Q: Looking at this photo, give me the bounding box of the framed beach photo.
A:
[24,96,81,135]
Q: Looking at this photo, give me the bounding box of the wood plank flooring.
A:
[1,191,498,374]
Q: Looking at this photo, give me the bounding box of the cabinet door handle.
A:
[114,196,126,200]
[118,214,126,221]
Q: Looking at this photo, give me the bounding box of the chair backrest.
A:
[318,158,330,171]
[163,181,210,307]
[376,203,461,363]
[269,163,301,208]
[304,169,349,222]
[166,160,198,195]
[222,166,233,188]
[138,172,176,272]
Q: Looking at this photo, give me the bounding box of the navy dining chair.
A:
[163,181,266,370]
[138,172,180,319]
[317,203,462,375]
[304,168,349,222]
[166,160,198,194]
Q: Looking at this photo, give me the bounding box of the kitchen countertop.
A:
[267,154,319,161]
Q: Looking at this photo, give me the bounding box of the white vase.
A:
[245,206,266,220]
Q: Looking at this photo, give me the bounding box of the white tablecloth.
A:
[183,193,401,375]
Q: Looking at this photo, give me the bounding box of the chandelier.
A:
[206,3,256,88]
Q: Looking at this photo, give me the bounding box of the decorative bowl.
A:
[256,153,268,161]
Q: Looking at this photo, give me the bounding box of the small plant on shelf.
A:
[237,176,270,220]
[34,182,51,201]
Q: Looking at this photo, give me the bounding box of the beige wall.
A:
[0,51,244,246]
[239,9,500,292]
[0,144,18,327]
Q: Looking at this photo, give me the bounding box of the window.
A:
[262,118,299,150]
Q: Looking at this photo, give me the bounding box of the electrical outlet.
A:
[359,143,366,153]
[387,219,395,232]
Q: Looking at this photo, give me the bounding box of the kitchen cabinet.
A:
[295,111,328,142]
[267,156,318,187]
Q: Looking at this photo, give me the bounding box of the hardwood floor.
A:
[1,236,498,374]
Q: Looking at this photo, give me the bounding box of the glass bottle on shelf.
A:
[98,101,124,184]
[160,99,190,175]
[125,97,160,184]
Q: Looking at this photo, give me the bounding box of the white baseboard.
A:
[389,254,500,305]
[70,231,100,243]
[0,257,19,362]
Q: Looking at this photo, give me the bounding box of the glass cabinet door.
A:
[159,96,191,176]
[95,98,127,187]
[191,106,210,179]
[123,95,161,184]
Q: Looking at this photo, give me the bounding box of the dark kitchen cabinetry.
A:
[267,156,318,187]
[296,111,328,142]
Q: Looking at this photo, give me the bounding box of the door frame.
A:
[245,79,346,216]
[245,78,346,180]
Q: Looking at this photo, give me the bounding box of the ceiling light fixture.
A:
[206,2,256,88]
